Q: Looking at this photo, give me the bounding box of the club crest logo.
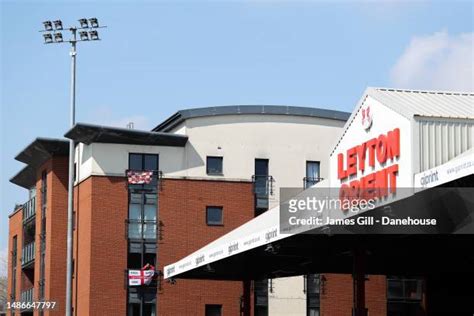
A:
[361,105,373,130]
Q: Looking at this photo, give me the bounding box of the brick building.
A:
[7,103,438,315]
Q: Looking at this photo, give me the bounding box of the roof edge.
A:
[14,137,69,162]
[152,105,351,132]
[371,86,474,96]
[65,122,188,146]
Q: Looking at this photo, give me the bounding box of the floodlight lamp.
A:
[78,18,88,28]
[79,31,89,41]
[43,33,53,44]
[53,20,63,30]
[43,21,53,31]
[89,30,99,40]
[54,32,63,42]
[89,18,99,28]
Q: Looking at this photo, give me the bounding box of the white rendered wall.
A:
[74,142,186,184]
[268,277,307,316]
[177,114,345,208]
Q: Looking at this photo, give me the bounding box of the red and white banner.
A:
[128,265,155,286]
[127,170,153,184]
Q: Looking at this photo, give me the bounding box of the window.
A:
[127,154,158,316]
[206,156,223,175]
[39,170,47,300]
[73,211,76,231]
[254,159,270,213]
[11,236,17,301]
[306,274,321,316]
[305,161,320,188]
[129,154,159,189]
[205,304,222,316]
[206,207,223,226]
[387,278,422,301]
[387,277,423,316]
[254,279,268,316]
[129,153,158,171]
[128,193,157,240]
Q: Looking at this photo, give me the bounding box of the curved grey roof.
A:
[153,105,351,132]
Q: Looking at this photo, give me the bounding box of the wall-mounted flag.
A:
[128,264,156,286]
[127,170,153,184]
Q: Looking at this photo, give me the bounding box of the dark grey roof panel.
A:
[10,165,36,189]
[15,137,69,167]
[153,105,351,132]
[65,122,188,146]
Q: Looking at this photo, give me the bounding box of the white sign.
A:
[414,150,474,191]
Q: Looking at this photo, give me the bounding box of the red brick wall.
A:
[72,176,128,316]
[73,176,92,315]
[45,156,69,315]
[7,209,22,316]
[366,275,387,316]
[89,176,128,314]
[33,159,51,312]
[8,156,69,316]
[157,178,255,316]
[320,273,387,316]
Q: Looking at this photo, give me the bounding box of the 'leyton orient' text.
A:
[338,128,400,201]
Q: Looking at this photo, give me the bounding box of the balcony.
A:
[21,242,35,268]
[252,175,274,211]
[22,197,36,223]
[303,177,324,189]
[20,288,34,309]
[126,220,157,240]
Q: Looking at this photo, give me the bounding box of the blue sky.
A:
[1,1,472,255]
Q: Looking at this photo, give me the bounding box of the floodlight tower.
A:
[40,18,106,316]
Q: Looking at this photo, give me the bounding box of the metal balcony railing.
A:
[303,177,324,189]
[125,219,157,240]
[252,175,274,196]
[22,197,36,223]
[252,175,274,210]
[20,287,34,304]
[21,242,35,267]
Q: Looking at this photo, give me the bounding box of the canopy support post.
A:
[242,280,251,316]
